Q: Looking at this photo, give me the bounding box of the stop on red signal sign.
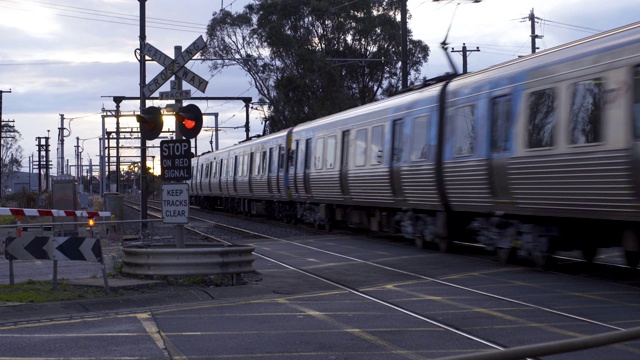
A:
[160,139,191,181]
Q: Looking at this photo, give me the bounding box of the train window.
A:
[253,152,260,176]
[315,137,324,170]
[392,120,404,162]
[371,125,384,165]
[278,146,285,170]
[528,88,556,148]
[634,66,640,138]
[326,135,337,169]
[305,139,312,170]
[355,129,367,166]
[232,156,237,177]
[213,160,218,178]
[261,150,267,175]
[570,78,603,145]
[267,148,273,175]
[221,159,227,178]
[289,142,296,169]
[491,96,512,153]
[410,115,429,161]
[451,105,475,156]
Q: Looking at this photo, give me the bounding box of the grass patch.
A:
[0,279,116,303]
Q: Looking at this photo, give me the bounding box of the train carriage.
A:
[192,21,640,268]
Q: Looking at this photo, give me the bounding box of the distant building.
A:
[5,171,42,193]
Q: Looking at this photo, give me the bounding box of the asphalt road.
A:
[1,229,640,359]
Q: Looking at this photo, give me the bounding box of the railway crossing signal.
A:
[176,104,203,139]
[143,36,208,98]
[136,106,163,141]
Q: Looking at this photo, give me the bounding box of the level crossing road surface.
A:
[1,231,640,359]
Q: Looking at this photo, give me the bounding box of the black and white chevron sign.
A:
[51,237,102,262]
[5,236,51,260]
[4,236,102,262]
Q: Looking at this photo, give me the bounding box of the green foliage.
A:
[0,280,110,303]
[204,0,430,134]
[0,215,16,225]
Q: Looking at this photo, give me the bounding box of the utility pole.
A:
[58,114,65,175]
[451,43,480,74]
[400,0,408,89]
[0,89,11,203]
[527,8,543,54]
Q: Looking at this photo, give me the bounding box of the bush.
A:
[89,195,103,211]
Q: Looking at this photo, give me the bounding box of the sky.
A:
[0,0,638,178]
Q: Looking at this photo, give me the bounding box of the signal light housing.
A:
[176,104,203,140]
[136,106,163,141]
[88,217,95,227]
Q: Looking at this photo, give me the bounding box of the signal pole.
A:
[139,0,148,229]
[451,43,480,74]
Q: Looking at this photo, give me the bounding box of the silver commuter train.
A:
[190,21,640,267]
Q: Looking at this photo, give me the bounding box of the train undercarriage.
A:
[192,195,640,269]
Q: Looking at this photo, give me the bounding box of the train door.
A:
[304,138,312,195]
[218,159,224,194]
[277,145,285,195]
[248,152,254,194]
[340,130,350,197]
[390,119,406,198]
[267,147,274,195]
[198,162,205,194]
[207,159,214,194]
[232,155,238,194]
[489,95,513,200]
[290,140,299,196]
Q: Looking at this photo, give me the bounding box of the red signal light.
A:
[183,118,196,130]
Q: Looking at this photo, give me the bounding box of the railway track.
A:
[133,199,640,285]
[124,199,640,358]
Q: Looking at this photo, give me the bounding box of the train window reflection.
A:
[315,138,324,170]
[633,66,640,139]
[393,120,404,162]
[371,125,384,165]
[528,88,556,148]
[451,105,475,156]
[355,128,367,166]
[491,96,512,153]
[305,139,312,170]
[570,78,603,144]
[326,135,337,169]
[411,115,429,161]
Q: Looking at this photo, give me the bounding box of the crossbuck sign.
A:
[143,35,209,97]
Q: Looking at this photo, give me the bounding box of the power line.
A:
[0,0,208,33]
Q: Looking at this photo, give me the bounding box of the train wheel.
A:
[437,237,451,253]
[496,247,511,263]
[581,244,597,263]
[622,230,640,269]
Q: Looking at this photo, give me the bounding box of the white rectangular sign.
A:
[159,89,191,100]
[161,183,189,224]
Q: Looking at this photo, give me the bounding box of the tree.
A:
[204,0,430,133]
[1,122,23,196]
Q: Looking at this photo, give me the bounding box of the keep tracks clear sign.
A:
[162,183,189,224]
